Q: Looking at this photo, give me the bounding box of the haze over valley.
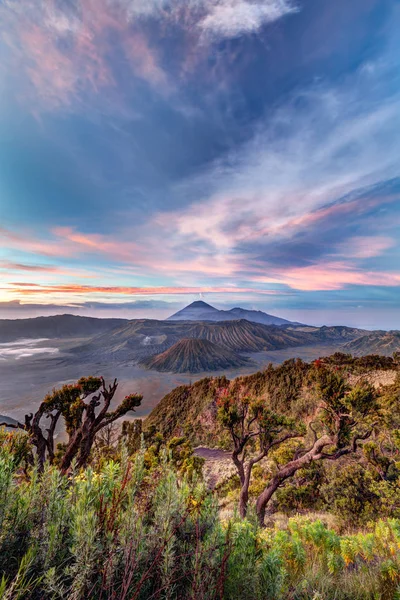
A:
[1,301,398,423]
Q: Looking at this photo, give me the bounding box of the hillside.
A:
[168,300,296,326]
[0,314,127,343]
[144,359,314,445]
[0,415,19,427]
[140,338,248,373]
[310,325,370,342]
[343,330,400,356]
[183,319,315,351]
[144,355,399,446]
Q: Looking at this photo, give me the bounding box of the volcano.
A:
[140,338,248,373]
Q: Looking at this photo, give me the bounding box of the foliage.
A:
[321,352,397,371]
[0,442,226,600]
[321,462,380,526]
[217,367,379,524]
[0,377,143,473]
[1,355,400,598]
[3,439,400,599]
[144,353,398,450]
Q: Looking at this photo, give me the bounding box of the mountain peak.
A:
[168,301,297,326]
[140,337,247,373]
[186,301,215,309]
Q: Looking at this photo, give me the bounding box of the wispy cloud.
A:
[0,0,169,110]
[0,261,94,278]
[250,262,400,291]
[0,0,295,111]
[4,284,283,304]
[333,236,396,260]
[170,93,400,252]
[145,68,400,290]
[1,0,399,326]
[198,0,297,38]
[117,0,296,37]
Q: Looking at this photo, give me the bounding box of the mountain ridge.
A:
[69,318,367,369]
[343,331,400,356]
[167,301,297,326]
[0,314,128,343]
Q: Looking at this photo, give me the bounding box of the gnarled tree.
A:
[217,391,304,518]
[218,368,378,525]
[0,376,142,473]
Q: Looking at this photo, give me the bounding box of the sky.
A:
[0,0,399,328]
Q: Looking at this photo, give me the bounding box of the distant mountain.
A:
[167,301,297,326]
[305,325,367,342]
[140,338,248,373]
[0,314,128,343]
[71,318,324,363]
[167,301,218,321]
[343,331,400,357]
[0,415,19,427]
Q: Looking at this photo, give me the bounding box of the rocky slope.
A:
[343,331,400,356]
[140,338,248,373]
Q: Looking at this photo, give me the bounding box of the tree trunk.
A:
[255,435,333,526]
[60,431,83,473]
[34,435,48,473]
[31,413,48,473]
[232,449,250,518]
[255,475,282,526]
[239,467,253,518]
[76,433,95,469]
[239,486,249,519]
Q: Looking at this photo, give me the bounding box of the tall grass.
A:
[1,435,400,599]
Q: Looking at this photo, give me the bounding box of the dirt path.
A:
[194,446,235,489]
[194,447,231,461]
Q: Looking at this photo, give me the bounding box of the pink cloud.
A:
[0,261,94,278]
[123,31,169,87]
[52,227,141,261]
[170,191,399,251]
[0,0,169,110]
[0,227,76,258]
[0,226,141,263]
[333,236,395,259]
[252,261,400,291]
[7,283,282,297]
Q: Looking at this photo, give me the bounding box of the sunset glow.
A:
[1,0,399,327]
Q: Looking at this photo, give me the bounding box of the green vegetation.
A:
[0,377,142,473]
[216,369,378,524]
[144,354,398,446]
[2,435,400,599]
[1,354,400,598]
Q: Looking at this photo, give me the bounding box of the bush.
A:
[3,438,400,599]
[0,443,226,600]
[320,462,380,526]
